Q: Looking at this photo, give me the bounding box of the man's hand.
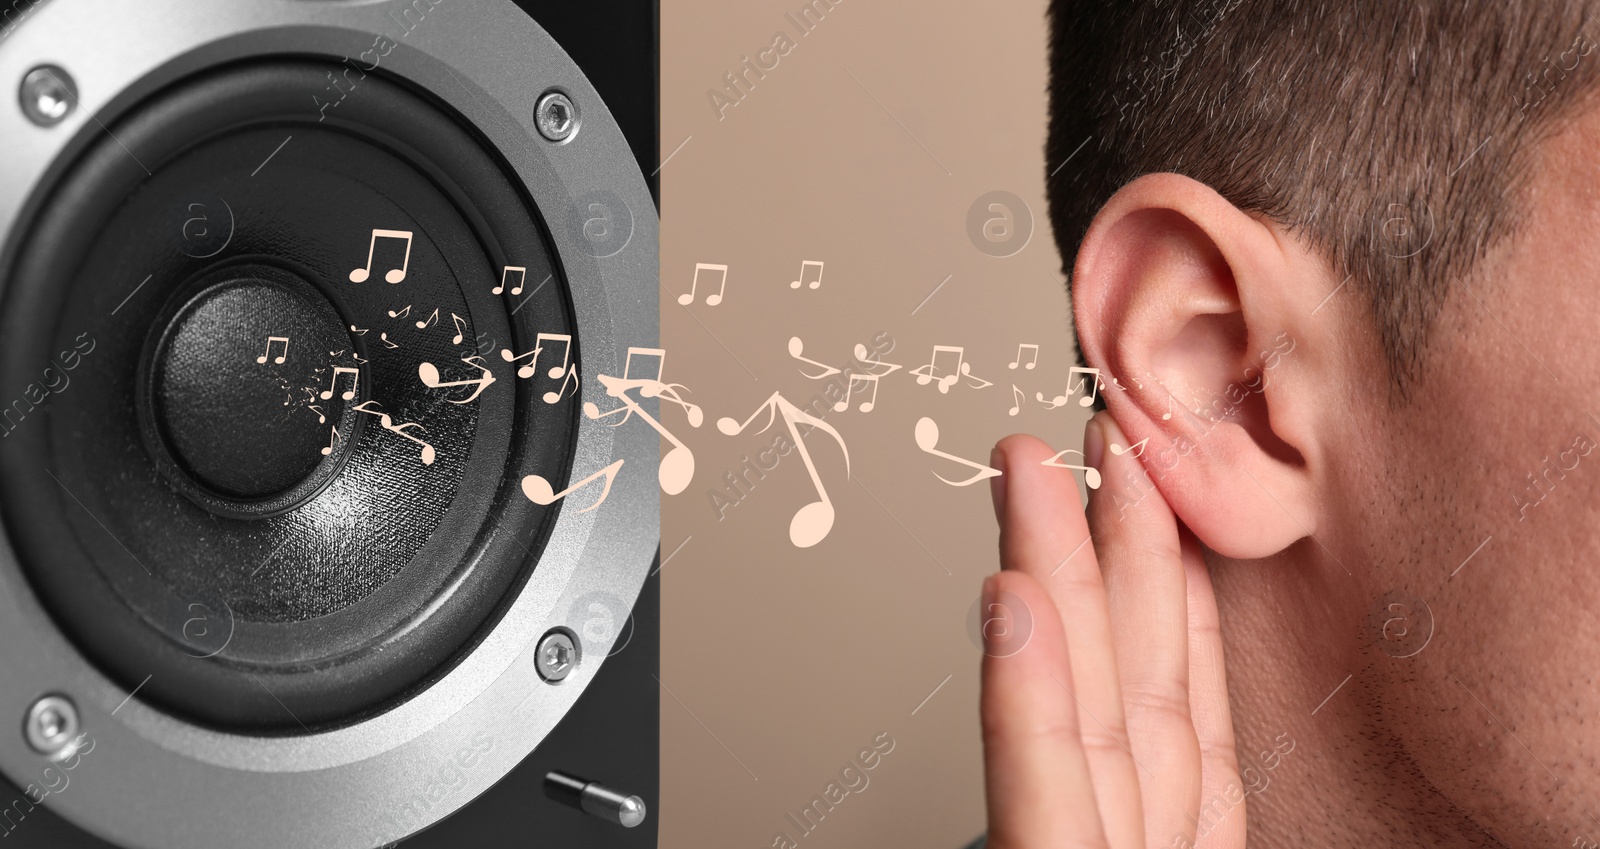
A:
[980,412,1245,849]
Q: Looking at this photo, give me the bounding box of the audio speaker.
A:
[0,1,659,846]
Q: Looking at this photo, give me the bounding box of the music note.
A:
[542,332,574,379]
[649,381,705,427]
[499,331,574,382]
[522,459,624,513]
[1160,394,1173,421]
[1037,366,1100,409]
[1008,343,1039,370]
[415,308,438,330]
[308,405,327,424]
[910,345,967,394]
[717,393,849,548]
[379,332,399,349]
[914,417,1002,487]
[450,314,468,345]
[387,305,411,319]
[543,365,579,405]
[853,343,902,376]
[623,347,665,382]
[349,228,413,284]
[418,355,496,404]
[834,374,881,412]
[319,367,360,401]
[597,348,702,426]
[959,361,994,390]
[1042,448,1102,489]
[1008,384,1025,416]
[583,373,698,495]
[256,336,289,365]
[679,262,728,306]
[494,265,526,296]
[320,425,339,456]
[353,401,436,465]
[350,325,369,336]
[790,260,824,290]
[789,336,842,380]
[1108,437,1148,458]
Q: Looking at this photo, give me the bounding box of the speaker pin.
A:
[543,771,648,828]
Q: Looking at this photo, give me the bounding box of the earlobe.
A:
[1071,173,1331,560]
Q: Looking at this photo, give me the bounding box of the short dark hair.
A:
[1047,0,1600,396]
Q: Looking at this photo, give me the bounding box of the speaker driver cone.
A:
[0,3,658,847]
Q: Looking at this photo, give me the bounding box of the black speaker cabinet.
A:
[0,1,659,846]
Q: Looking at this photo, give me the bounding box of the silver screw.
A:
[535,90,578,142]
[19,65,76,127]
[24,695,79,759]
[536,630,578,682]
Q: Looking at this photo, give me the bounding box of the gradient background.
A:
[661,0,1096,845]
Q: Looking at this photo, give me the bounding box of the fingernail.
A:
[1084,414,1105,473]
[989,444,1008,525]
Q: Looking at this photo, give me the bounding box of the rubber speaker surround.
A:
[0,60,580,731]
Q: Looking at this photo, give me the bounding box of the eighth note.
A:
[500,332,573,381]
[679,262,728,306]
[1008,384,1025,416]
[523,459,625,514]
[790,260,824,290]
[717,392,849,548]
[1041,448,1102,489]
[256,336,289,365]
[320,425,339,457]
[450,313,468,345]
[1008,343,1039,370]
[415,307,439,330]
[349,228,413,284]
[1108,437,1149,458]
[914,417,1002,487]
[494,265,526,296]
[834,374,880,413]
[543,365,579,405]
[418,355,496,404]
[1038,366,1100,409]
[353,401,436,465]
[788,336,842,380]
[319,367,360,401]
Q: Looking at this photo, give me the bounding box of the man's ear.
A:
[1072,173,1338,560]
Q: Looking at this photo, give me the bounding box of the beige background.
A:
[660,1,1092,846]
